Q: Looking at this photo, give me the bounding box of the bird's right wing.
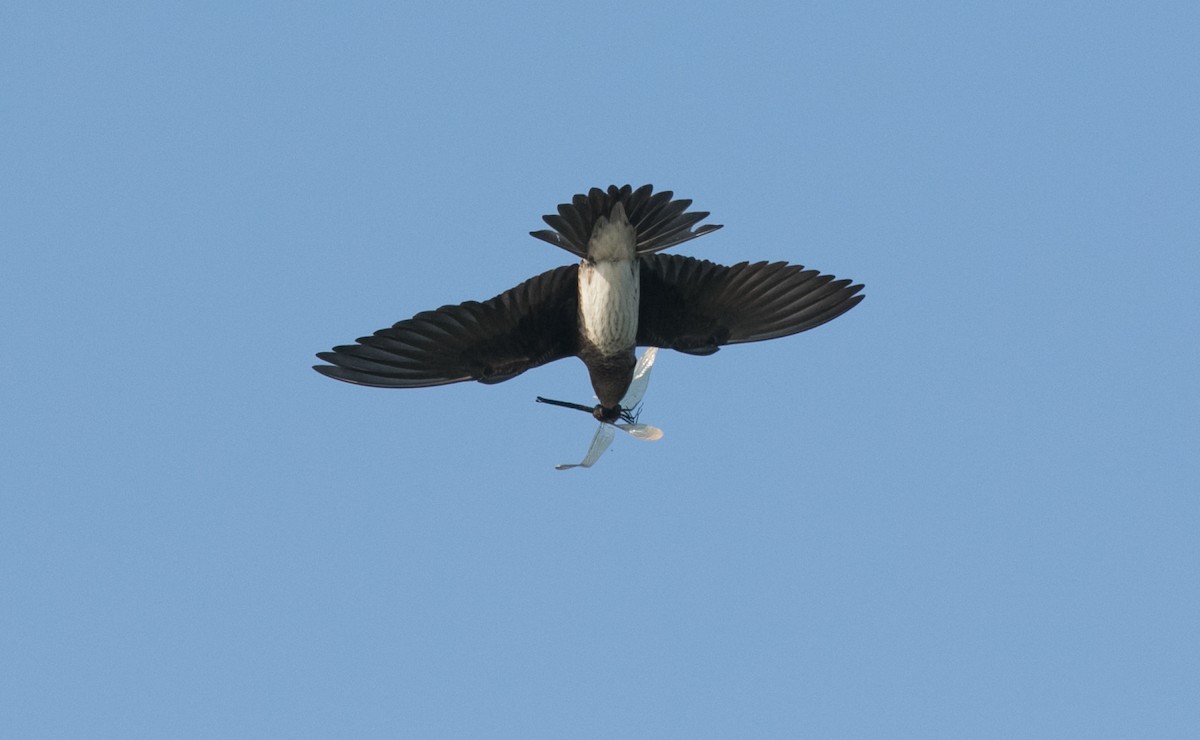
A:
[314,264,580,387]
[637,254,864,355]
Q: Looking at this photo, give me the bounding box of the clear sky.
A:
[3,2,1197,737]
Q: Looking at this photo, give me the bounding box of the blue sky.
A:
[3,2,1197,737]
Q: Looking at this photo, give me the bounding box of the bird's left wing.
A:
[314,264,579,387]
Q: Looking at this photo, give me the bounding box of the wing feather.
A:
[314,264,580,388]
[637,254,864,354]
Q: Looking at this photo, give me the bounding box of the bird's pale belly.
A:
[579,258,639,355]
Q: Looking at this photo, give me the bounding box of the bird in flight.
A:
[314,184,865,429]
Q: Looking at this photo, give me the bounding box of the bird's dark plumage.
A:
[315,184,864,409]
[530,184,723,257]
[637,254,864,355]
[314,264,579,388]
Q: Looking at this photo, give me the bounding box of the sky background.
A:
[3,1,1197,737]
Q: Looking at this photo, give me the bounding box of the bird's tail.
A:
[529,184,722,258]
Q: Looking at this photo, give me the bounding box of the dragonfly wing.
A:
[616,423,664,441]
[555,423,617,470]
[621,347,658,407]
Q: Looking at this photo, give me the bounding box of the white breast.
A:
[579,259,639,354]
[578,202,640,355]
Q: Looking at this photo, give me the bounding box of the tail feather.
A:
[530,184,722,258]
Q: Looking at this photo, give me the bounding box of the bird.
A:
[314,184,865,423]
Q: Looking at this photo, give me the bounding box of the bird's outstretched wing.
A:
[530,184,722,258]
[637,254,864,355]
[315,265,580,387]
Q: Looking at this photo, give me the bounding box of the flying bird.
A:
[314,184,864,425]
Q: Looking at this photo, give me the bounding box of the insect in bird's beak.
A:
[538,347,663,470]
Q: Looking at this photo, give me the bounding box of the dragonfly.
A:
[536,347,663,470]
